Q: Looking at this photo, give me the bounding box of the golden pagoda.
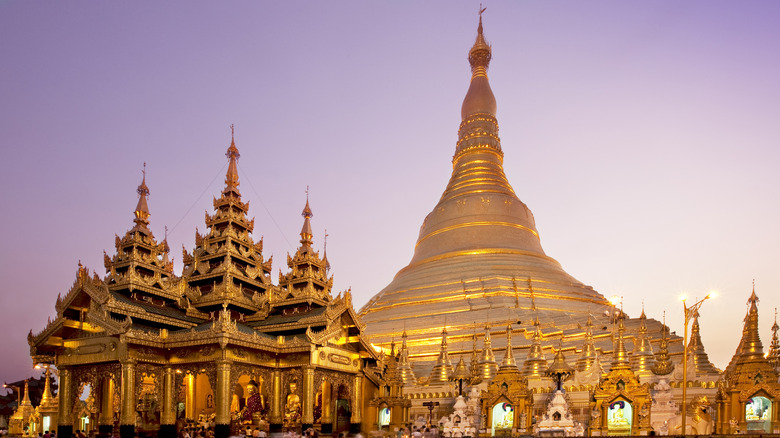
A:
[715,286,780,434]
[27,133,382,438]
[359,10,676,382]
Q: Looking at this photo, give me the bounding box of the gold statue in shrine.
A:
[241,380,267,425]
[284,381,302,426]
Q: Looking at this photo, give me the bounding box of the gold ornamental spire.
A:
[499,324,518,370]
[576,314,599,372]
[223,124,241,197]
[398,329,417,385]
[469,331,482,383]
[478,324,498,381]
[429,326,455,384]
[687,307,720,375]
[39,366,53,406]
[461,7,496,120]
[630,308,656,377]
[20,380,32,407]
[610,315,630,371]
[299,188,314,254]
[132,163,151,233]
[768,308,780,370]
[729,284,765,367]
[652,312,673,376]
[521,317,548,377]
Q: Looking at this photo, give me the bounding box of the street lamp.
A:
[680,292,716,434]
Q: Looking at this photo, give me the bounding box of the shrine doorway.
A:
[607,400,632,436]
[334,385,351,435]
[746,396,772,433]
[491,402,513,435]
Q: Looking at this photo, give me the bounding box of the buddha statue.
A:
[241,379,267,424]
[284,381,302,425]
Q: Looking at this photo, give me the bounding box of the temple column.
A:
[57,368,73,438]
[350,375,362,434]
[214,360,232,438]
[185,374,195,421]
[159,367,176,438]
[98,377,114,438]
[321,380,332,434]
[302,366,315,432]
[270,370,283,438]
[119,360,136,438]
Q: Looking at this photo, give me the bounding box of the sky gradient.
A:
[1,1,779,385]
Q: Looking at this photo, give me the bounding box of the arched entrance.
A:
[607,400,632,436]
[491,403,513,435]
[746,396,772,433]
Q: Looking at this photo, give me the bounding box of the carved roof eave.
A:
[123,326,312,353]
[86,302,132,336]
[56,268,108,315]
[101,299,195,330]
[192,294,262,314]
[737,382,780,402]
[107,279,181,302]
[28,315,66,347]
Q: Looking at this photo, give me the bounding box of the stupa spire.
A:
[731,284,765,366]
[768,308,780,370]
[40,366,53,405]
[687,307,720,375]
[610,315,630,371]
[652,312,673,376]
[630,308,656,377]
[461,7,496,120]
[521,317,548,377]
[478,324,498,381]
[132,163,151,233]
[469,330,482,383]
[429,325,455,384]
[20,380,31,407]
[576,314,599,372]
[398,329,417,385]
[223,124,241,197]
[499,324,518,370]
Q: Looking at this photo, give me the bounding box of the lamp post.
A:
[680,293,715,435]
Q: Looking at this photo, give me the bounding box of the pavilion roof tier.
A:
[182,133,273,317]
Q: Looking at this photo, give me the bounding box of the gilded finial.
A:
[223,126,241,196]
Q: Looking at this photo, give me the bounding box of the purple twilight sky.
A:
[1,1,779,385]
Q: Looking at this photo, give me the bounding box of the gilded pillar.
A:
[57,368,73,438]
[98,377,114,438]
[215,360,231,438]
[119,360,136,438]
[321,381,332,434]
[302,366,315,430]
[186,374,195,420]
[270,370,283,436]
[159,367,176,438]
[350,374,362,434]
